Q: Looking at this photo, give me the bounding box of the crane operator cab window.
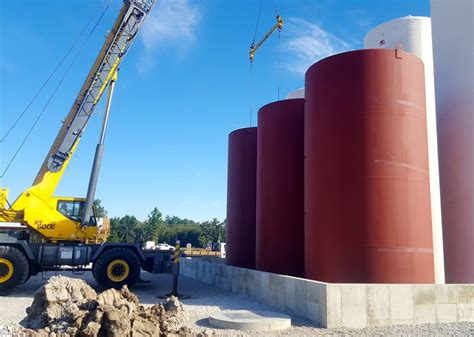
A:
[57,200,97,225]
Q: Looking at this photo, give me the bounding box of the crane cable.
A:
[277,31,281,101]
[249,0,264,126]
[274,0,281,101]
[271,0,279,16]
[248,0,281,126]
[0,0,111,143]
[252,0,264,46]
[0,0,112,179]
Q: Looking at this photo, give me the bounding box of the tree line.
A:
[94,201,226,248]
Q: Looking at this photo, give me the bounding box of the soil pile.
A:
[23,276,191,337]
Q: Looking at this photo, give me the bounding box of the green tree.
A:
[198,218,222,247]
[219,218,227,242]
[108,215,142,243]
[93,199,107,218]
[106,206,225,248]
[108,217,122,242]
[143,207,164,242]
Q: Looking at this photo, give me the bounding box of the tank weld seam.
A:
[366,246,433,254]
[374,160,429,175]
[358,111,425,120]
[372,97,425,112]
[362,176,429,183]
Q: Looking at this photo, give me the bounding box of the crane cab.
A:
[56,198,95,226]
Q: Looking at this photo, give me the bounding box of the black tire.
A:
[23,263,40,284]
[0,246,30,295]
[92,248,141,289]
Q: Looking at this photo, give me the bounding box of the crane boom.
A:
[0,0,156,242]
[33,0,155,198]
[249,15,283,62]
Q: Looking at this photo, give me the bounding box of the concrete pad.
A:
[366,285,390,327]
[326,284,342,328]
[208,310,291,331]
[414,304,436,324]
[181,259,474,328]
[436,304,457,323]
[341,284,367,328]
[390,285,414,321]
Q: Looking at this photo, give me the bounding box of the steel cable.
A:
[252,0,264,45]
[0,0,110,143]
[1,0,112,179]
[271,0,279,15]
[277,29,281,101]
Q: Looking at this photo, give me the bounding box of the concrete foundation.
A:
[181,258,474,328]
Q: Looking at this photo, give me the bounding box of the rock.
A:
[80,308,104,337]
[25,328,49,337]
[101,304,132,337]
[25,276,97,330]
[24,276,191,337]
[163,296,183,315]
[131,316,160,336]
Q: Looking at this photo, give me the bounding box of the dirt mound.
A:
[23,276,191,337]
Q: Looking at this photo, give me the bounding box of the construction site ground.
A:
[1,272,473,336]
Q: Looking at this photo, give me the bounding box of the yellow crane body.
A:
[0,0,153,243]
[0,1,178,296]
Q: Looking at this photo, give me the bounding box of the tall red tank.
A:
[305,48,435,283]
[226,127,258,269]
[256,99,305,277]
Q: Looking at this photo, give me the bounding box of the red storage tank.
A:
[256,99,305,277]
[305,48,435,283]
[226,127,258,269]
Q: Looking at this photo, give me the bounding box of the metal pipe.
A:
[82,73,117,226]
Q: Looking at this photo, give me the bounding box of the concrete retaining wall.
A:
[180,258,474,328]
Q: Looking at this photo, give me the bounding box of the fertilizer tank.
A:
[226,127,258,269]
[256,99,305,277]
[364,16,445,284]
[305,48,435,283]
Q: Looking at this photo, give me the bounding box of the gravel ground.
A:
[0,271,473,336]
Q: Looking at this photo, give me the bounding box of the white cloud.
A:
[348,9,372,27]
[139,0,201,70]
[284,18,351,75]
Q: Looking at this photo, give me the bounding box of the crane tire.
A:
[93,248,141,289]
[0,246,29,295]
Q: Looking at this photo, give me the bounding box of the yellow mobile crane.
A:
[0,0,174,294]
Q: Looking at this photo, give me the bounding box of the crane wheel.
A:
[0,246,29,295]
[93,248,141,289]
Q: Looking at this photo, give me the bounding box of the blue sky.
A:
[0,0,429,222]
